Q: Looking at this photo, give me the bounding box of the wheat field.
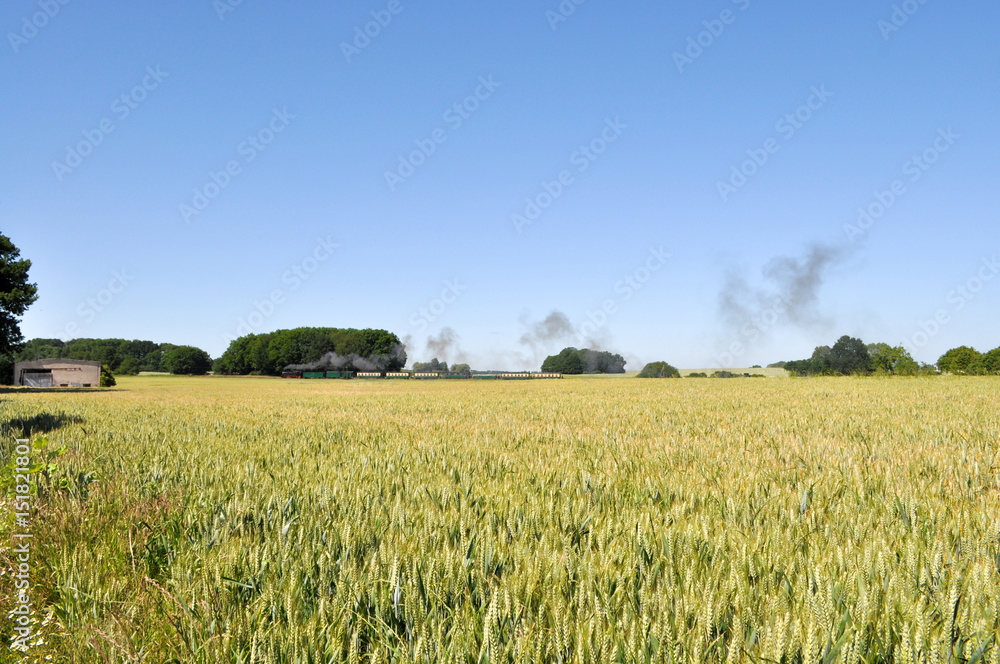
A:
[1,375,999,663]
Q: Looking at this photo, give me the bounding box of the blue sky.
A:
[3,0,998,370]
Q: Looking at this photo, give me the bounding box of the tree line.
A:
[541,348,627,374]
[935,346,1000,375]
[214,327,406,375]
[411,358,472,376]
[13,338,213,376]
[781,335,1000,376]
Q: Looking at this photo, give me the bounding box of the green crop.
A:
[1,375,998,663]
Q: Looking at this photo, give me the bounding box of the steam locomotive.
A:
[280,370,562,380]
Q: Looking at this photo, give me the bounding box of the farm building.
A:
[13,358,101,388]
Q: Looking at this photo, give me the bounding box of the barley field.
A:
[2,376,999,663]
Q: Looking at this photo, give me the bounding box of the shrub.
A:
[100,364,116,387]
[637,362,680,378]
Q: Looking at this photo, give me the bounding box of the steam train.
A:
[280,370,562,380]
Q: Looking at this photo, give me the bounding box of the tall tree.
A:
[829,335,872,375]
[164,346,213,375]
[0,234,39,360]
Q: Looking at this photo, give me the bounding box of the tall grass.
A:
[1,376,998,663]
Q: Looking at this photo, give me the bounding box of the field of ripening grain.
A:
[1,375,999,663]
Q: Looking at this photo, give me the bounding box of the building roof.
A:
[14,358,102,369]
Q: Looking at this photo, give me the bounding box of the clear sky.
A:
[4,1,998,370]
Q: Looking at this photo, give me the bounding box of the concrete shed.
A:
[13,358,102,388]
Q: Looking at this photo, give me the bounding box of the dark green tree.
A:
[164,346,213,375]
[0,234,39,383]
[829,336,872,375]
[782,359,812,376]
[541,347,584,374]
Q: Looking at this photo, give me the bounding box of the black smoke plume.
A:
[719,242,844,331]
[518,311,575,352]
[284,344,407,373]
[426,327,460,361]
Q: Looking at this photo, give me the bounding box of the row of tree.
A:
[214,328,406,375]
[541,347,627,374]
[411,358,472,376]
[936,346,1000,375]
[780,335,1000,376]
[14,338,213,375]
